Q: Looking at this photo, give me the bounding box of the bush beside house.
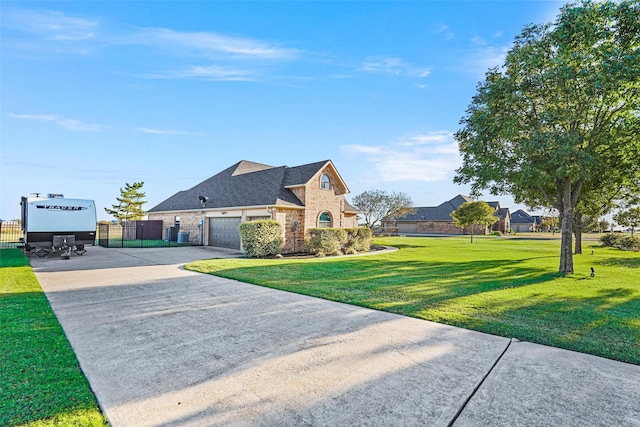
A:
[306,228,372,256]
[239,220,283,257]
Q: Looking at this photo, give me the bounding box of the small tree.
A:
[598,219,610,233]
[351,189,415,230]
[105,182,146,223]
[614,207,640,236]
[451,201,497,243]
[541,216,559,234]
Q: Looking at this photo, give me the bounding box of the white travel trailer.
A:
[20,194,96,257]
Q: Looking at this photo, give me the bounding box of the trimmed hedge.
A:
[306,228,346,256]
[346,227,373,253]
[306,227,372,256]
[239,220,283,257]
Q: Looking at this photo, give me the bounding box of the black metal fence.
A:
[97,221,203,248]
[0,221,23,248]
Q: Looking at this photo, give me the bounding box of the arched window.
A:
[318,211,332,228]
[320,174,331,190]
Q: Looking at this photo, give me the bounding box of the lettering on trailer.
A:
[35,205,88,211]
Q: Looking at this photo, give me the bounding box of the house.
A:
[487,201,511,233]
[511,209,536,232]
[382,195,510,235]
[147,160,359,252]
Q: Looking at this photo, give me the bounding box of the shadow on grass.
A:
[596,257,640,269]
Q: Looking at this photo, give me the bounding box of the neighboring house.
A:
[382,195,511,235]
[382,195,479,235]
[147,160,359,252]
[511,209,536,232]
[487,201,511,233]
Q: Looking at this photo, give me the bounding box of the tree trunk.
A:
[574,211,583,255]
[559,179,575,274]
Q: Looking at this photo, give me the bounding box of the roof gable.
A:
[511,209,535,224]
[231,160,275,176]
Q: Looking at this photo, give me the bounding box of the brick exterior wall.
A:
[415,221,487,235]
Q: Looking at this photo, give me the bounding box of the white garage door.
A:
[208,217,242,249]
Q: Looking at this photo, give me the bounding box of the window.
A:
[318,212,332,228]
[320,174,331,190]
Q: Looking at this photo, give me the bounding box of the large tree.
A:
[454,0,640,274]
[451,201,497,243]
[351,189,415,230]
[105,182,147,223]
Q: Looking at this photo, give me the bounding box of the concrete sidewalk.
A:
[31,246,640,426]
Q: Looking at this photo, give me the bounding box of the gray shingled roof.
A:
[511,209,535,224]
[148,160,333,212]
[394,195,474,221]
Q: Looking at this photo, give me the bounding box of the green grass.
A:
[187,236,640,364]
[0,249,107,427]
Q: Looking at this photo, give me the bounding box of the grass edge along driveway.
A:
[187,236,640,365]
[0,249,107,427]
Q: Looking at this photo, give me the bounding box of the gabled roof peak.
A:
[231,160,275,176]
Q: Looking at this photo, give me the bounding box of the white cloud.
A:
[136,128,192,135]
[434,23,454,41]
[359,57,407,75]
[341,131,461,183]
[2,9,98,41]
[10,113,101,131]
[471,36,487,46]
[359,56,432,79]
[396,131,453,146]
[159,65,254,81]
[122,28,299,60]
[465,45,511,75]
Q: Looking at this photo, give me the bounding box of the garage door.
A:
[397,222,418,234]
[208,217,242,249]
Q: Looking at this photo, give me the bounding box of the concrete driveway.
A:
[31,246,640,427]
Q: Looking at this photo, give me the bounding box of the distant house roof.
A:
[511,209,535,224]
[148,160,349,213]
[497,207,510,219]
[393,194,474,222]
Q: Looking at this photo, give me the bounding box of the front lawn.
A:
[187,236,640,364]
[0,249,107,426]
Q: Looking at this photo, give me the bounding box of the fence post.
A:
[140,223,144,248]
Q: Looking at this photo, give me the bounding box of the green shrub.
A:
[618,236,640,251]
[491,231,502,236]
[600,233,622,247]
[306,228,347,255]
[306,227,372,255]
[345,227,373,253]
[239,220,283,257]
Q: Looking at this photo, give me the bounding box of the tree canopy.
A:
[614,207,640,236]
[351,189,415,229]
[105,182,147,223]
[451,201,497,243]
[454,0,640,274]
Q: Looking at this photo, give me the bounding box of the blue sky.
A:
[1,1,565,221]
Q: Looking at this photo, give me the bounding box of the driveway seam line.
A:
[447,337,513,427]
